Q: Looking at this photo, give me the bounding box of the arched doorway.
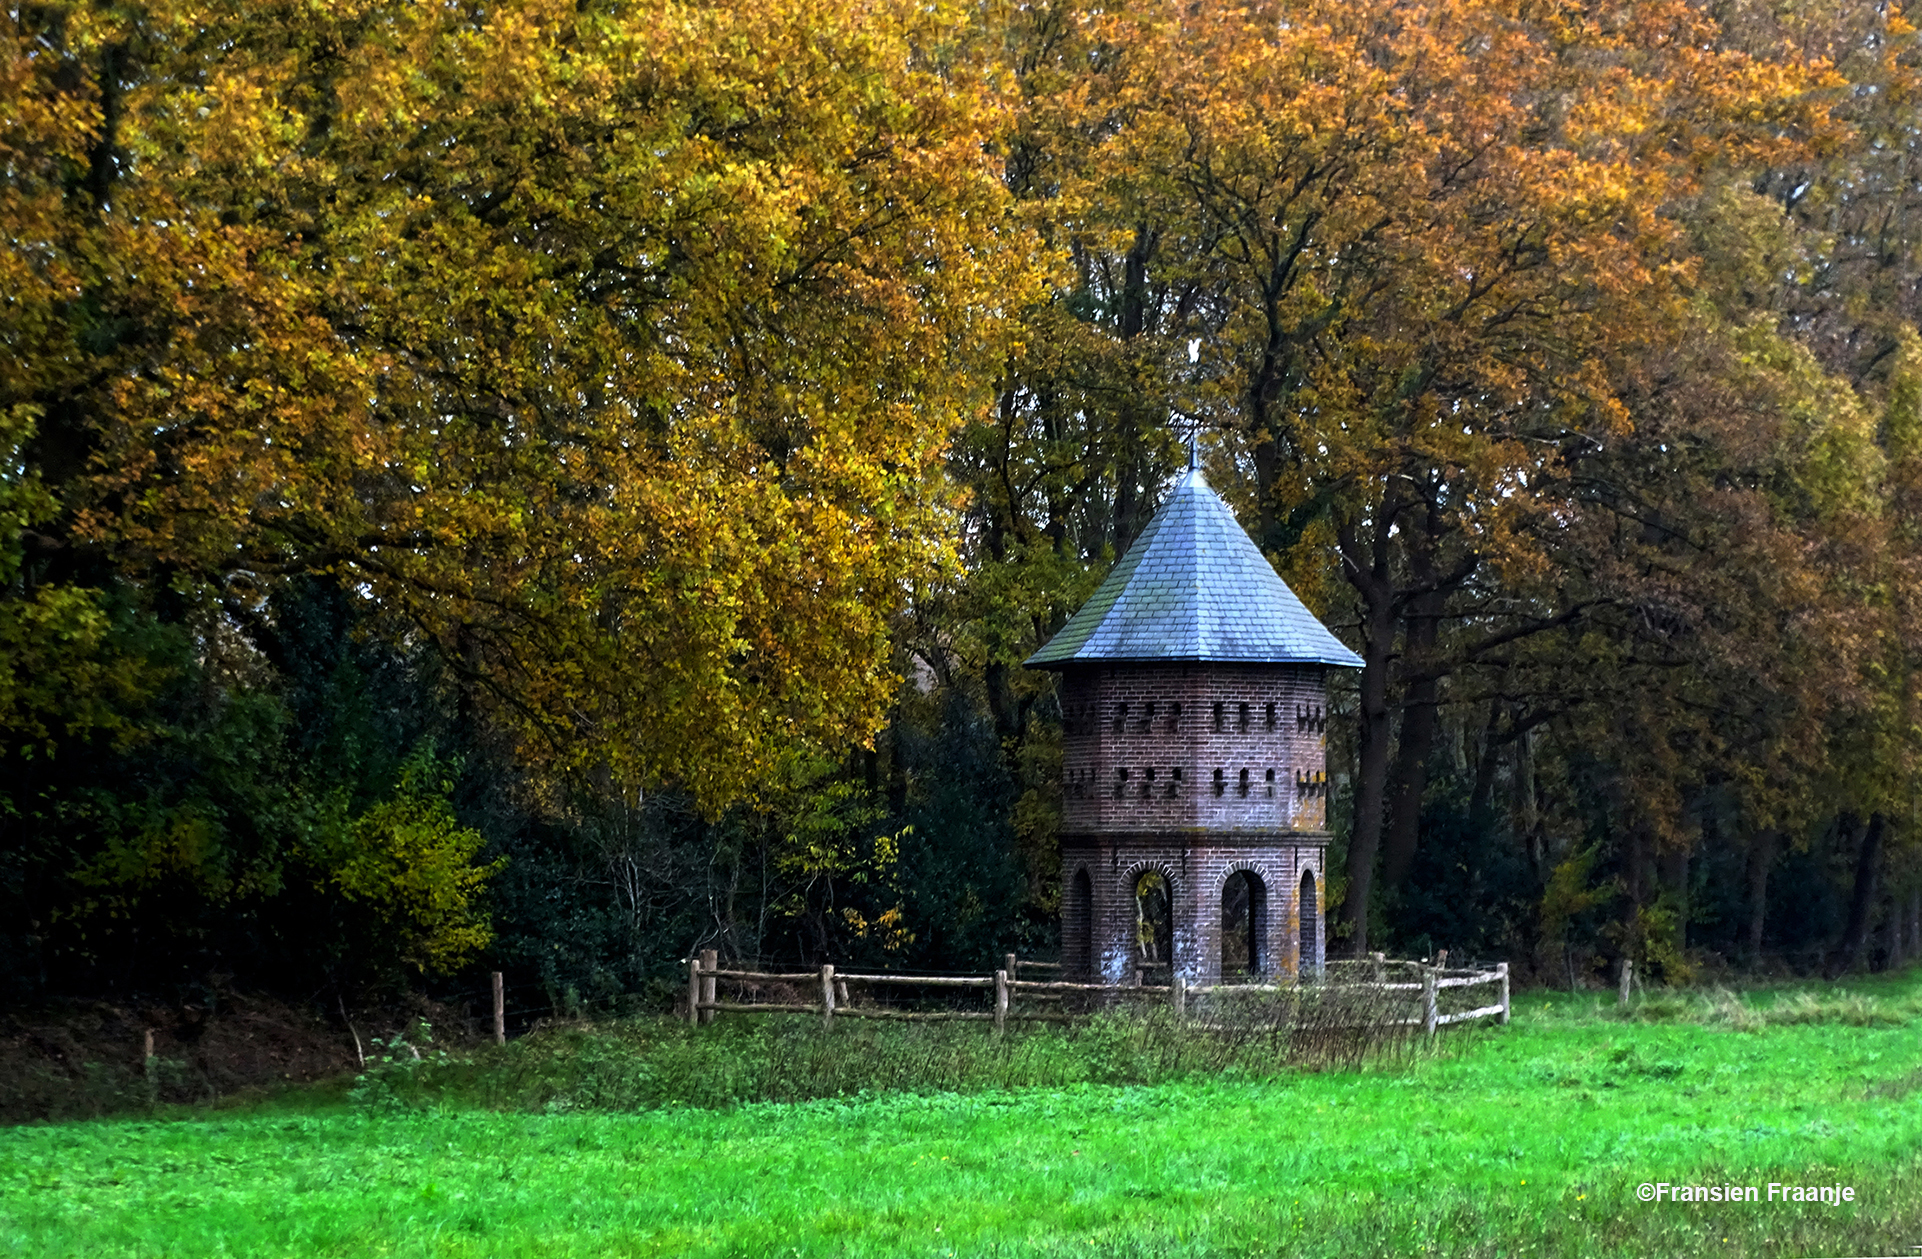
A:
[1221,870,1266,979]
[1299,868,1319,978]
[1068,868,1094,978]
[1133,870,1172,983]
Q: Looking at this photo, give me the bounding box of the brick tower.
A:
[1027,459,1362,985]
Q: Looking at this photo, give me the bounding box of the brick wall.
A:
[1054,662,1333,985]
[1057,663,1331,834]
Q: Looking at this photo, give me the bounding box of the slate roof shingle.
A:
[1025,466,1365,669]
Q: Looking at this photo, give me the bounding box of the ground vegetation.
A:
[2,971,1919,1256]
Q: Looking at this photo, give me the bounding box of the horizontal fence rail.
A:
[683,951,1509,1036]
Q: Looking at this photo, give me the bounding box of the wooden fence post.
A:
[994,969,1008,1034]
[1173,974,1186,1024]
[700,948,718,1026]
[492,971,506,1045]
[1422,966,1438,1037]
[1618,957,1633,1007]
[1498,962,1510,1026]
[687,956,702,1027]
[820,964,837,1029]
[142,1028,154,1075]
[1005,952,1017,984]
[1370,951,1385,984]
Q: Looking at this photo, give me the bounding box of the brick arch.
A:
[1122,857,1176,907]
[1119,858,1180,896]
[1298,865,1322,978]
[1120,860,1178,975]
[1217,858,1273,890]
[1218,861,1271,979]
[1063,863,1096,980]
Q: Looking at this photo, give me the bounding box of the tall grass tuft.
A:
[379,986,1438,1115]
[1619,984,1921,1029]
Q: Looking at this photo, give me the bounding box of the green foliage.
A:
[323,754,501,977]
[350,1020,450,1113]
[0,574,509,996]
[0,407,162,757]
[1540,845,1613,961]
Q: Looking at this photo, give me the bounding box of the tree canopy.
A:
[6,0,1922,999]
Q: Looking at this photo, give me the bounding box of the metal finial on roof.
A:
[1188,427,1199,470]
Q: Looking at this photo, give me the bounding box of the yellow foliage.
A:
[331,755,504,976]
[5,0,1048,813]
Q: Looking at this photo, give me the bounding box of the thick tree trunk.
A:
[1623,821,1647,959]
[1380,673,1437,897]
[1744,829,1777,961]
[1381,506,1445,899]
[1467,702,1504,824]
[1662,844,1690,953]
[1832,811,1884,978]
[1342,619,1394,957]
[1337,501,1400,957]
[1380,593,1441,897]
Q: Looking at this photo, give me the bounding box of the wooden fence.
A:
[685,950,1508,1036]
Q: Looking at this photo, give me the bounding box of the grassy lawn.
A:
[3,975,1920,1257]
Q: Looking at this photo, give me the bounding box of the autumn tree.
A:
[3,0,1044,989]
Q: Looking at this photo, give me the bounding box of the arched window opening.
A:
[1167,767,1182,798]
[1069,868,1094,979]
[1168,702,1183,732]
[1142,767,1156,798]
[1114,703,1129,733]
[1299,869,1320,978]
[1265,767,1276,797]
[1212,702,1225,731]
[1265,702,1276,730]
[1238,702,1250,731]
[1114,767,1129,798]
[1222,871,1265,979]
[1238,768,1251,797]
[1134,870,1173,978]
[1141,701,1156,731]
[1212,768,1225,796]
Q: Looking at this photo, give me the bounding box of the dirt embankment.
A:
[1,988,480,1124]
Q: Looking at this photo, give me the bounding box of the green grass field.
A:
[4,976,1920,1257]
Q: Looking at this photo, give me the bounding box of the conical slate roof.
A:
[1026,466,1364,669]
